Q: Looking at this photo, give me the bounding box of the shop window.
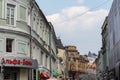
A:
[6,4,15,25]
[4,73,17,80]
[6,38,14,52]
[13,73,17,80]
[4,73,10,79]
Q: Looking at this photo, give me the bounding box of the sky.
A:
[36,0,113,55]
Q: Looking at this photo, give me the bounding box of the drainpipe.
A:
[29,0,35,59]
[29,0,35,80]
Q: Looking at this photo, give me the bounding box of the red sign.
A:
[2,58,32,66]
[40,72,50,79]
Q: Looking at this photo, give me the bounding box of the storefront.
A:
[0,54,38,80]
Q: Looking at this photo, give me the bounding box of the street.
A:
[79,74,97,80]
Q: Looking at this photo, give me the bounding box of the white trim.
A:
[17,40,28,55]
[5,0,17,27]
[5,37,16,54]
[27,8,31,26]
[7,0,17,5]
[2,0,5,18]
[0,26,29,34]
[5,0,7,19]
[18,5,27,22]
[17,0,27,7]
[0,38,5,52]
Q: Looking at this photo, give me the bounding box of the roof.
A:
[56,38,64,49]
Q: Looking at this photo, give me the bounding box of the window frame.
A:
[0,38,4,52]
[17,41,28,55]
[41,51,43,65]
[6,38,14,54]
[46,55,48,67]
[19,5,27,22]
[6,3,16,26]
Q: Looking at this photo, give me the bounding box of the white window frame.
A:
[41,51,43,65]
[37,17,40,35]
[33,12,37,31]
[27,6,31,26]
[5,0,17,27]
[6,4,15,25]
[2,0,5,18]
[18,4,27,22]
[0,38,5,52]
[46,55,48,67]
[6,38,15,54]
[17,41,28,55]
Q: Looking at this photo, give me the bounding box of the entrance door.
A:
[4,73,17,80]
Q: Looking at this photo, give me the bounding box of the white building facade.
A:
[0,0,57,80]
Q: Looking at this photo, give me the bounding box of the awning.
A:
[0,54,38,69]
[40,72,50,79]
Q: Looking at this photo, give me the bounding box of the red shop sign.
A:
[2,58,32,66]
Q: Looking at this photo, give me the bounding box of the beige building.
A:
[65,46,80,80]
[57,48,68,80]
[79,55,89,74]
[56,39,68,80]
[65,46,89,80]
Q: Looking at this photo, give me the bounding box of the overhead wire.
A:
[53,0,113,24]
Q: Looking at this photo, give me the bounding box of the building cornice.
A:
[0,28,51,56]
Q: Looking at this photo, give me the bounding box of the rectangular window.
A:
[20,6,26,21]
[7,4,15,25]
[37,18,39,34]
[46,55,48,67]
[41,51,43,65]
[33,14,36,31]
[0,1,2,18]
[6,39,14,52]
[18,42,27,54]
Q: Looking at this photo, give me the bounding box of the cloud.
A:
[47,6,108,31]
[46,6,108,54]
[77,0,84,3]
